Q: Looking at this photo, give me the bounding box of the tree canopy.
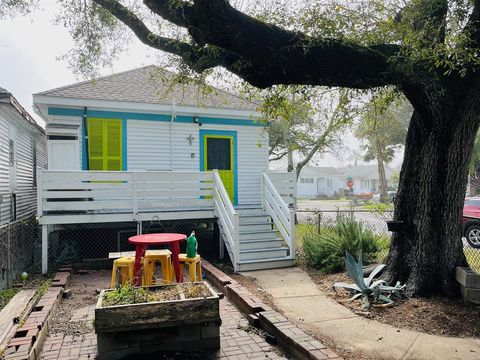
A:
[6,0,480,296]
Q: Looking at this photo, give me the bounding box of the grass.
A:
[295,224,311,248]
[0,288,19,311]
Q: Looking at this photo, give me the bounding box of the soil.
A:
[102,283,213,306]
[306,268,480,338]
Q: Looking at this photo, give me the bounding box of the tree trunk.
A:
[375,137,388,203]
[385,103,480,296]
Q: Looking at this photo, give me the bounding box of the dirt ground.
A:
[308,269,480,338]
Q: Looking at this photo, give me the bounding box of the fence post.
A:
[6,224,11,288]
[317,211,322,234]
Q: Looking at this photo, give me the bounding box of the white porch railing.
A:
[212,171,240,272]
[38,170,215,221]
[262,172,296,259]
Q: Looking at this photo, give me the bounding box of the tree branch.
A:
[97,0,405,89]
[94,0,243,73]
[463,0,480,48]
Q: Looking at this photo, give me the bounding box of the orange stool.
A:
[143,249,173,286]
[178,254,202,282]
[111,256,135,288]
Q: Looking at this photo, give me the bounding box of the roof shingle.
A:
[35,65,258,111]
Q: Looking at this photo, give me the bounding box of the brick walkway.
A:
[39,271,290,359]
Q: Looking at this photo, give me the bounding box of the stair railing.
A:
[262,173,296,259]
[213,170,240,271]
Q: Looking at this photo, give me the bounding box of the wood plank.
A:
[43,182,133,190]
[95,286,219,333]
[137,189,213,197]
[44,200,133,211]
[0,289,37,347]
[44,190,133,199]
[136,172,213,181]
[44,171,133,182]
[138,199,213,209]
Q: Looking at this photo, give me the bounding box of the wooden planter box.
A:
[456,267,480,304]
[95,282,220,359]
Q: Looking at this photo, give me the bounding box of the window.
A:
[327,178,333,188]
[301,178,314,184]
[9,139,14,166]
[32,140,37,188]
[87,118,123,170]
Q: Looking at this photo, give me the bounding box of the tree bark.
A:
[375,138,388,203]
[384,90,480,296]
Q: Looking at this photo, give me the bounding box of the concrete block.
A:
[456,267,480,288]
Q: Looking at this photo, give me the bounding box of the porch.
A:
[38,170,296,273]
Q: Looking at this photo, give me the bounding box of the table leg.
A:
[171,242,183,283]
[133,244,146,286]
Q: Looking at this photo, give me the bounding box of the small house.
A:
[33,66,295,273]
[297,166,342,198]
[338,164,395,194]
[0,87,46,224]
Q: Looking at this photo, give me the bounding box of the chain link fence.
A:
[0,214,41,290]
[49,219,220,269]
[298,209,480,271]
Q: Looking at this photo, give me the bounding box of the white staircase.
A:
[214,172,296,272]
[236,207,294,271]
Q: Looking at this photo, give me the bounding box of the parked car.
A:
[462,197,480,248]
[372,191,397,203]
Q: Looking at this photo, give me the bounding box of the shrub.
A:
[302,217,379,273]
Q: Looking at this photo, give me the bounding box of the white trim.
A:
[33,95,263,120]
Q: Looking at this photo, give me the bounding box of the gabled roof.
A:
[0,86,44,133]
[306,166,342,176]
[338,164,380,178]
[35,65,258,111]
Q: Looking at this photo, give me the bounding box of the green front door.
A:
[203,135,235,203]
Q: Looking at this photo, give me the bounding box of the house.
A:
[0,87,46,224]
[297,166,342,198]
[33,66,296,273]
[338,164,395,194]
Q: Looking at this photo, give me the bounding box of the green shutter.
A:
[87,118,122,170]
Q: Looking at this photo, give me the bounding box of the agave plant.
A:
[333,251,405,310]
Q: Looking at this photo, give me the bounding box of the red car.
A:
[463,197,480,248]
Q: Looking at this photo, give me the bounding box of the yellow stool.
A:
[143,249,173,286]
[111,256,135,288]
[178,254,202,282]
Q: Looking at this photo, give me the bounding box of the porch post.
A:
[41,225,48,274]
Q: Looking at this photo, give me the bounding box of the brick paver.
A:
[39,271,290,359]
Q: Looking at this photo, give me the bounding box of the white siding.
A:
[127,121,268,205]
[0,105,46,224]
[0,112,10,223]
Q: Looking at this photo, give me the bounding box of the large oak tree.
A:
[27,0,480,296]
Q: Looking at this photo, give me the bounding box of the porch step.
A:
[239,247,289,261]
[239,222,273,232]
[237,257,295,271]
[239,230,279,241]
[235,207,265,216]
[239,238,284,251]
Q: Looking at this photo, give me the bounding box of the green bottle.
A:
[186,231,197,258]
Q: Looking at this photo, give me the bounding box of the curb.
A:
[202,260,342,360]
[2,270,71,360]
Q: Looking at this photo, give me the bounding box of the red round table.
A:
[128,233,187,285]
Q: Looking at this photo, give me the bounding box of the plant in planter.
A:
[333,251,405,310]
[95,282,220,359]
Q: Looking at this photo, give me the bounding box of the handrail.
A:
[262,173,296,259]
[213,171,240,271]
[38,169,216,220]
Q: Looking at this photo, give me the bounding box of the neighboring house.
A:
[33,66,296,273]
[0,87,46,224]
[338,164,395,194]
[297,166,342,197]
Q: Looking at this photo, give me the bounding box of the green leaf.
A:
[365,264,386,287]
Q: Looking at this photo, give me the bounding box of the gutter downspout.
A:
[83,107,89,170]
[170,99,176,171]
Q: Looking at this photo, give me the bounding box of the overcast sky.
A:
[0,1,403,169]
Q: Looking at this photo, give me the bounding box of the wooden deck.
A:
[38,170,296,273]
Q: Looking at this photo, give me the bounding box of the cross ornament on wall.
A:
[187,134,195,146]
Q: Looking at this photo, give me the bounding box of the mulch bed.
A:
[306,268,480,338]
